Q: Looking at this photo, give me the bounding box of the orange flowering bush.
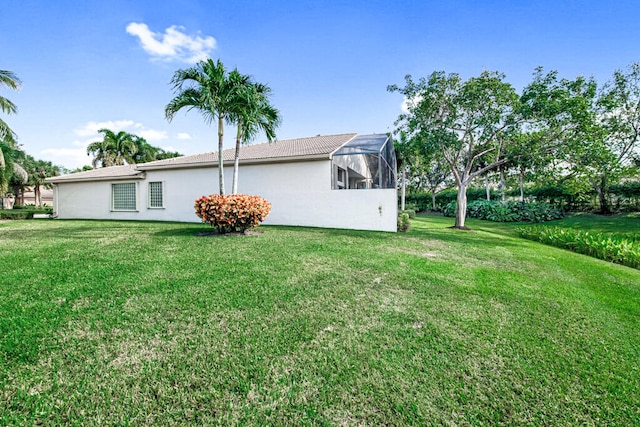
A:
[194,194,272,234]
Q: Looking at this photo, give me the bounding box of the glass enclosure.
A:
[331,134,396,190]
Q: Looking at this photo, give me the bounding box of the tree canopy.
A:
[390,62,640,225]
[166,59,280,195]
[389,70,522,228]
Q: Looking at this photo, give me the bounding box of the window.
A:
[148,181,164,208]
[112,183,137,211]
[335,166,347,189]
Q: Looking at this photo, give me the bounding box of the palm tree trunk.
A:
[218,116,225,195]
[232,125,242,194]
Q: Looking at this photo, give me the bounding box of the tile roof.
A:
[46,133,359,183]
[46,164,143,183]
[138,133,357,169]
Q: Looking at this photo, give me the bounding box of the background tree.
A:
[389,71,521,229]
[0,70,21,145]
[521,66,640,213]
[230,78,281,194]
[131,136,182,163]
[592,62,640,212]
[86,129,138,167]
[395,132,452,211]
[1,139,25,197]
[166,59,242,195]
[25,156,61,206]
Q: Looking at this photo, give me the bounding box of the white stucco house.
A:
[46,133,398,232]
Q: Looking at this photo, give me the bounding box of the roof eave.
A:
[138,154,331,171]
[45,173,146,184]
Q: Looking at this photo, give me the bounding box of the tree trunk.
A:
[400,168,406,211]
[519,169,524,202]
[232,125,242,194]
[217,116,225,195]
[499,165,505,202]
[597,174,610,214]
[35,185,40,207]
[431,191,437,211]
[454,182,468,229]
[485,176,490,201]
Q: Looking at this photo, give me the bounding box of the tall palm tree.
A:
[230,80,281,194]
[86,129,138,167]
[0,70,21,145]
[165,59,241,195]
[1,70,22,197]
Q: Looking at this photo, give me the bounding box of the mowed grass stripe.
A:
[0,217,638,425]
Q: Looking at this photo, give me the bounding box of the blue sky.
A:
[2,0,639,169]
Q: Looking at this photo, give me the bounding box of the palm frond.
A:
[0,70,21,90]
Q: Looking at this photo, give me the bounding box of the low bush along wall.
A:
[0,206,53,220]
[194,194,272,234]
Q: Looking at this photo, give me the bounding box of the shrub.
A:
[517,226,640,269]
[12,205,53,214]
[397,213,410,232]
[0,210,34,220]
[399,209,416,219]
[194,194,272,234]
[443,200,563,223]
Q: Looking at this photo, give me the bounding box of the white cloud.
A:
[177,132,192,140]
[73,120,168,142]
[126,22,216,63]
[138,129,168,141]
[74,120,136,137]
[40,146,92,170]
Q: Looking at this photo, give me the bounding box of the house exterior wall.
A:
[53,160,397,232]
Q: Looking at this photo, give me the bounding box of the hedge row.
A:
[403,181,640,213]
[443,200,564,223]
[0,210,34,220]
[0,207,53,220]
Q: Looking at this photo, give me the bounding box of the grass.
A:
[1,217,639,425]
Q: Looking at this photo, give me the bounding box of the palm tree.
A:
[0,139,26,198]
[165,59,242,195]
[25,156,60,206]
[86,129,138,167]
[131,136,158,164]
[230,80,281,194]
[1,69,22,198]
[0,70,21,145]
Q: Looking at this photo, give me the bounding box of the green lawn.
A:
[1,217,639,425]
